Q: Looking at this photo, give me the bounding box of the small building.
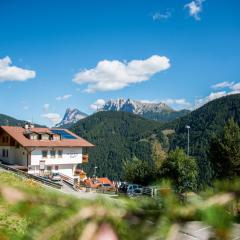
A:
[0,125,93,178]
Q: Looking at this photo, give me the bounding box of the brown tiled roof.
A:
[30,128,52,134]
[0,126,94,148]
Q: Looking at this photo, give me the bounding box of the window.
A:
[47,165,52,171]
[83,148,88,154]
[42,150,48,158]
[2,136,9,143]
[58,150,63,158]
[41,134,49,140]
[55,165,59,170]
[2,149,8,158]
[30,134,38,140]
[50,150,56,158]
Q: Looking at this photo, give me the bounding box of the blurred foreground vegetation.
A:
[0,171,240,240]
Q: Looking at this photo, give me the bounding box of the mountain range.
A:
[56,98,190,127]
[100,98,171,113]
[98,98,190,122]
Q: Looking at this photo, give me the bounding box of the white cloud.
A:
[140,98,191,109]
[90,99,106,110]
[43,103,50,112]
[139,99,159,104]
[73,55,170,93]
[56,94,72,101]
[195,91,227,108]
[211,81,235,89]
[184,0,205,20]
[211,81,240,93]
[195,81,240,108]
[162,98,192,108]
[42,113,61,125]
[152,11,172,21]
[231,82,240,91]
[0,56,36,82]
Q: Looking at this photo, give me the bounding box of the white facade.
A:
[0,146,28,166]
[0,126,92,179]
[0,146,83,178]
[28,147,83,178]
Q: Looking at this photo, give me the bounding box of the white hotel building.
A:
[0,125,93,178]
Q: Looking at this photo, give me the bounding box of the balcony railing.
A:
[82,153,89,163]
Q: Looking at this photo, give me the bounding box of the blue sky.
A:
[0,0,240,126]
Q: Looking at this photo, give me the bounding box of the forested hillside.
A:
[141,109,190,122]
[71,94,240,185]
[70,111,167,180]
[167,94,240,186]
[0,113,44,127]
[0,113,27,126]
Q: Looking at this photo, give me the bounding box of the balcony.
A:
[82,153,89,163]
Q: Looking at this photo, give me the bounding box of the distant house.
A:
[84,177,114,188]
[0,125,93,178]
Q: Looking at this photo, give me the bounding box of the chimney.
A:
[25,123,29,130]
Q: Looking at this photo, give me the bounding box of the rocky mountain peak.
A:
[56,108,88,127]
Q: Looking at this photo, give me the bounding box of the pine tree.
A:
[209,118,240,178]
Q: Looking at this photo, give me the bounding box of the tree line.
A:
[124,118,240,193]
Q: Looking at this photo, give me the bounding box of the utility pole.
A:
[186,125,190,156]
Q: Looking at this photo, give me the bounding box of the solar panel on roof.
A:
[51,129,77,139]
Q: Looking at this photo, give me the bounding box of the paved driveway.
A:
[176,221,240,240]
[60,181,113,199]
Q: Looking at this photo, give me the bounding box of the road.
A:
[176,221,240,240]
[60,181,100,199]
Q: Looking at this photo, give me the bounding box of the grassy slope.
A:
[0,171,239,240]
[0,171,163,239]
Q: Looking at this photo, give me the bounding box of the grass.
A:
[0,171,239,240]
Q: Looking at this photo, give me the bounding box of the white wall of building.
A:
[28,163,76,177]
[0,146,28,166]
[0,145,84,178]
[29,147,83,177]
[30,147,82,165]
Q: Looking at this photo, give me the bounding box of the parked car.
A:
[40,175,49,180]
[126,184,142,195]
[118,183,128,193]
[118,183,142,194]
[128,188,143,197]
[49,172,61,182]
